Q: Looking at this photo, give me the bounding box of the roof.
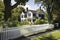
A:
[23,7,44,14]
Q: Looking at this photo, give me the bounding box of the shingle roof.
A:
[23,7,44,14]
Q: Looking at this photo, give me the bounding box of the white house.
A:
[20,7,45,23]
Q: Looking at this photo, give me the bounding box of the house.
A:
[20,7,45,23]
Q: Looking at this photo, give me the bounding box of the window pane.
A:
[28,13,31,16]
[39,14,41,17]
[33,14,36,17]
[25,14,27,18]
[21,15,23,18]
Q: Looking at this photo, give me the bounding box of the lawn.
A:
[31,29,60,40]
[51,30,60,39]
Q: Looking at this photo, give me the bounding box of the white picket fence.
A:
[0,24,54,40]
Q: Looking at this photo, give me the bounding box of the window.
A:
[41,14,44,19]
[24,14,27,18]
[21,15,23,18]
[33,14,36,17]
[39,14,41,17]
[28,13,31,16]
[33,19,35,22]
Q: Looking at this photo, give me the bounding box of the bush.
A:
[34,18,45,24]
[19,19,30,25]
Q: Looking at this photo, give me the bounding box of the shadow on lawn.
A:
[9,36,31,40]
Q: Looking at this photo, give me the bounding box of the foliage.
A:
[19,19,30,25]
[15,0,28,4]
[34,18,45,24]
[35,0,41,3]
[2,21,17,27]
[0,0,29,27]
[0,1,4,27]
[0,1,4,10]
[12,7,24,20]
[0,0,26,27]
[2,7,25,27]
[3,0,28,21]
[35,0,60,24]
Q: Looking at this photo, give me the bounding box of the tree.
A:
[0,1,4,27]
[0,1,4,11]
[3,0,28,21]
[34,18,45,24]
[12,7,24,21]
[35,0,60,24]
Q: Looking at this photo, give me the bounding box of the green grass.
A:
[50,30,60,39]
[32,29,60,40]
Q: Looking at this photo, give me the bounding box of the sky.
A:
[24,0,41,10]
[11,0,46,11]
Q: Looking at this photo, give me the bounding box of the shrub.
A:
[34,18,45,24]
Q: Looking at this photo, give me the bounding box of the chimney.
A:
[26,7,28,11]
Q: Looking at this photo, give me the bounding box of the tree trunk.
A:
[4,9,12,21]
[3,0,22,21]
[3,0,12,21]
[47,4,53,24]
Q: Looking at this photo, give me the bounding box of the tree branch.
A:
[11,0,29,10]
[11,1,21,9]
